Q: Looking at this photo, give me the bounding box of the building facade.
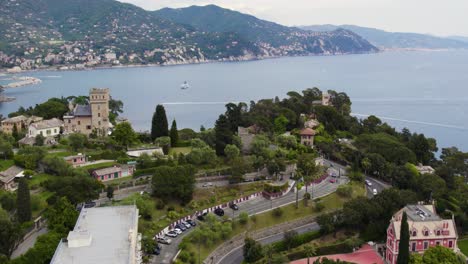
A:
[299,128,316,147]
[28,118,63,138]
[92,164,135,182]
[1,115,42,135]
[64,88,110,136]
[386,204,458,264]
[63,154,87,167]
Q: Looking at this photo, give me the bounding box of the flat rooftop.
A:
[405,204,440,222]
[50,205,139,264]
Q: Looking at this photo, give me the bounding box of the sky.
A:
[118,0,468,36]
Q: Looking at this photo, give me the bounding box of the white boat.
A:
[180,81,190,90]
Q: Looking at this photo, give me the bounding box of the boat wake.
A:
[352,113,468,131]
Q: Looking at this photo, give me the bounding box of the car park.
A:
[229,203,239,210]
[214,208,224,216]
[166,231,178,237]
[157,237,172,245]
[186,219,197,226]
[175,224,186,231]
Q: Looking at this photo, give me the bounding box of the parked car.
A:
[166,231,178,238]
[186,219,197,226]
[84,201,96,208]
[365,180,372,186]
[197,212,208,221]
[182,221,191,229]
[229,203,239,210]
[173,228,183,235]
[157,237,172,245]
[372,189,378,195]
[202,182,213,187]
[153,244,161,255]
[329,178,336,183]
[214,208,224,216]
[175,224,186,231]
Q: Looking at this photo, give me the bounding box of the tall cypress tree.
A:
[170,120,179,147]
[12,123,19,141]
[214,114,233,156]
[397,211,410,264]
[151,105,168,140]
[17,178,31,223]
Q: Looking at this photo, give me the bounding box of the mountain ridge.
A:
[301,24,468,50]
[0,1,377,70]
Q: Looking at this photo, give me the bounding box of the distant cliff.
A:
[0,1,378,70]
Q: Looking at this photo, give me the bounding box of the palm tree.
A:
[303,244,317,264]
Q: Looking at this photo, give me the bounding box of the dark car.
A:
[229,203,239,210]
[84,201,96,208]
[153,244,161,255]
[186,219,197,226]
[214,208,224,216]
[175,223,186,231]
[197,212,208,221]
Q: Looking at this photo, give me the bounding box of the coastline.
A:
[0,50,382,75]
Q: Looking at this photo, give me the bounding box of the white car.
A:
[173,228,183,235]
[372,189,378,195]
[365,180,372,186]
[202,182,213,187]
[182,222,191,229]
[166,231,178,238]
[157,237,172,245]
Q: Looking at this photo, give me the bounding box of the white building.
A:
[28,118,63,138]
[50,206,141,264]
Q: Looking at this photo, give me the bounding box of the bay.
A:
[1,50,467,152]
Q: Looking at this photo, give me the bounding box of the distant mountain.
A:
[301,25,468,50]
[0,1,377,70]
[154,5,378,55]
[448,36,468,44]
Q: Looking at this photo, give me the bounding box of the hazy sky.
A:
[118,0,468,36]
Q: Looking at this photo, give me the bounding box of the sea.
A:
[1,50,467,152]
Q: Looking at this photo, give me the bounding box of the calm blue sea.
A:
[1,50,467,152]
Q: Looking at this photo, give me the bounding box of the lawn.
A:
[0,159,14,171]
[31,191,53,217]
[169,147,192,155]
[182,182,366,261]
[45,150,74,158]
[28,173,53,190]
[459,239,468,256]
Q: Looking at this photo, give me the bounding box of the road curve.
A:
[216,222,320,264]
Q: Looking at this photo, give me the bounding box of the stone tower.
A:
[89,88,110,136]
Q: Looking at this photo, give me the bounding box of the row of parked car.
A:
[165,219,197,238]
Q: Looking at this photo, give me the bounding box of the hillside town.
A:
[0,86,466,264]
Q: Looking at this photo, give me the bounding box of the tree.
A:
[214,114,233,156]
[243,237,263,263]
[43,197,78,234]
[297,153,318,195]
[422,245,462,264]
[12,124,19,142]
[106,186,114,200]
[224,144,240,161]
[16,178,31,223]
[397,211,409,264]
[109,98,124,124]
[43,176,103,205]
[155,136,171,155]
[271,254,289,264]
[361,157,371,175]
[0,218,21,258]
[34,134,45,146]
[263,244,275,264]
[169,120,179,147]
[283,230,298,250]
[68,133,87,151]
[274,115,289,134]
[151,165,195,204]
[151,105,168,140]
[0,139,13,160]
[112,122,139,149]
[267,159,286,181]
[303,244,317,264]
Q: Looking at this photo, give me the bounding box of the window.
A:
[98,113,101,117]
[436,241,441,246]
[78,121,81,125]
[86,125,91,130]
[100,176,104,180]
[423,241,429,250]
[68,119,71,123]
[98,105,100,110]
[423,229,429,236]
[412,230,417,236]
[411,242,416,252]
[98,121,101,126]
[54,129,57,133]
[449,241,453,248]
[436,230,441,236]
[114,172,119,178]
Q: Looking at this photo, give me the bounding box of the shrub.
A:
[155,200,165,210]
[336,185,353,198]
[272,207,283,218]
[314,202,325,212]
[239,212,249,225]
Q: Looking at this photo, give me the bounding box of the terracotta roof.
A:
[30,118,63,130]
[93,166,121,176]
[291,244,384,264]
[300,128,316,136]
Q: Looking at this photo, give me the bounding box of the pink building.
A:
[386,204,458,264]
[299,128,316,147]
[92,164,135,182]
[63,154,87,167]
